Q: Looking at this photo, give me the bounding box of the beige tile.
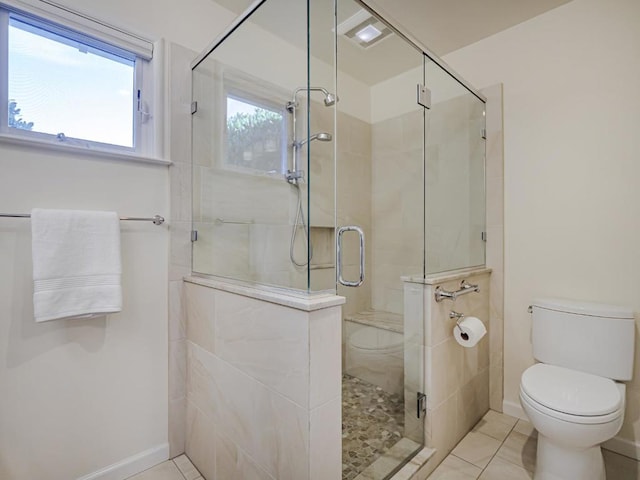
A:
[472,410,517,442]
[171,221,192,271]
[451,431,502,469]
[427,454,482,479]
[309,307,341,409]
[399,447,436,480]
[213,289,310,407]
[478,457,533,480]
[429,394,461,456]
[457,370,490,439]
[310,397,341,480]
[173,454,201,480]
[127,461,185,480]
[512,419,537,438]
[495,430,537,473]
[169,280,186,341]
[489,364,503,413]
[187,342,309,479]
[215,432,275,480]
[358,437,424,480]
[185,400,216,480]
[603,449,640,480]
[185,283,215,353]
[429,337,463,407]
[169,397,186,458]
[169,339,187,401]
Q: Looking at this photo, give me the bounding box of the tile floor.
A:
[342,374,405,479]
[427,410,640,480]
[127,455,203,480]
[125,410,640,480]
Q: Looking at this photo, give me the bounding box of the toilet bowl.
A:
[520,364,625,480]
[522,298,634,480]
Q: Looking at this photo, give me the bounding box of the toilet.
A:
[520,298,635,480]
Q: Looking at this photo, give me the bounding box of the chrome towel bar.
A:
[0,213,165,225]
[435,280,479,302]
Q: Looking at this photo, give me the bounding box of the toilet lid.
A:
[521,364,622,416]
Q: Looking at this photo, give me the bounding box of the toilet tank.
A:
[531,298,635,381]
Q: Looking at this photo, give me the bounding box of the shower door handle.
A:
[337,226,365,287]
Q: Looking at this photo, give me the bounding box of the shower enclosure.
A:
[191,0,485,477]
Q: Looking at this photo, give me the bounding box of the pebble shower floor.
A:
[342,374,405,479]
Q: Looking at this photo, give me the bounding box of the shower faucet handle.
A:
[285,169,305,184]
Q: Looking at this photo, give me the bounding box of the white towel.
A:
[31,208,122,322]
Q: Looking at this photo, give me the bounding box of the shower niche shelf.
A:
[309,226,335,270]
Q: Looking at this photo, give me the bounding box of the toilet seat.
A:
[521,364,624,424]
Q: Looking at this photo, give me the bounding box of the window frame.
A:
[209,63,290,179]
[0,1,156,158]
[222,82,288,176]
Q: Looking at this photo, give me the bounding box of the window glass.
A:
[225,95,286,174]
[7,16,135,148]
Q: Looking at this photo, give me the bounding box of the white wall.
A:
[444,0,640,454]
[0,152,169,480]
[0,0,238,478]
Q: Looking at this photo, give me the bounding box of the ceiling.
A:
[210,0,572,85]
[367,0,572,57]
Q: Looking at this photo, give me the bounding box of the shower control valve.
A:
[285,169,305,184]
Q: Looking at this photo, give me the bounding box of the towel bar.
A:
[434,280,480,302]
[0,213,165,225]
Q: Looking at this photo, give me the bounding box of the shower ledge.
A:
[184,275,345,311]
[402,266,492,285]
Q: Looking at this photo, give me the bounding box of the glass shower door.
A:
[335,1,426,477]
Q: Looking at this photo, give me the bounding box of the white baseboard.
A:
[502,399,528,421]
[76,443,169,480]
[503,399,640,461]
[604,436,640,461]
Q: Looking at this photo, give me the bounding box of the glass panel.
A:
[225,96,286,174]
[424,57,486,274]
[8,16,135,148]
[336,0,425,476]
[191,0,340,293]
[307,0,338,292]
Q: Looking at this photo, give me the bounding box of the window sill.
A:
[0,132,172,166]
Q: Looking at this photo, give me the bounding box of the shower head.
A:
[323,93,337,107]
[297,132,332,147]
[287,87,338,111]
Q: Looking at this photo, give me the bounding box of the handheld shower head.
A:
[297,132,332,147]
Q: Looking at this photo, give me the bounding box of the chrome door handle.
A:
[337,225,365,287]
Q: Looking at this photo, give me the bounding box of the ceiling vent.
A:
[337,9,393,49]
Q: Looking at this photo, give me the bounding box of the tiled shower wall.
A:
[183,278,342,480]
[168,42,196,458]
[371,109,424,315]
[483,84,505,413]
[416,269,492,478]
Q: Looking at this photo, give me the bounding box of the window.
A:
[0,1,154,154]
[224,92,287,174]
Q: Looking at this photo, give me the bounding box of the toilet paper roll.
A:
[454,316,487,348]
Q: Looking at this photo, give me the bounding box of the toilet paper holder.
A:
[449,310,469,340]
